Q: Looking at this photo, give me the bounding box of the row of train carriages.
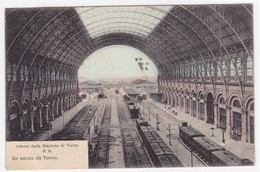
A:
[179,122,253,166]
[136,119,183,167]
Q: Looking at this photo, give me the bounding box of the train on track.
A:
[123,95,140,118]
[136,119,183,167]
[179,122,253,166]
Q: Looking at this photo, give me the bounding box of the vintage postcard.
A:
[4,2,255,171]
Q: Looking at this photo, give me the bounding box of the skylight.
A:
[75,6,172,39]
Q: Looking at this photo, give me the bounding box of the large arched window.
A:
[232,99,242,140]
[7,63,12,82]
[51,69,55,81]
[199,94,204,120]
[12,64,17,82]
[230,60,236,78]
[186,91,190,114]
[180,91,184,109]
[206,92,214,124]
[219,97,226,130]
[20,65,24,82]
[9,102,20,140]
[172,94,175,107]
[249,102,254,143]
[24,65,28,81]
[246,56,253,81]
[192,93,197,117]
[176,90,179,107]
[22,101,31,133]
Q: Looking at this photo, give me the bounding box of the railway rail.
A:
[90,101,111,168]
[48,104,97,140]
[117,99,152,168]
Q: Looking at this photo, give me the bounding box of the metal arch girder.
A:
[8,10,69,56]
[45,14,193,76]
[213,5,252,37]
[76,6,189,65]
[187,5,250,61]
[7,6,250,103]
[48,33,158,79]
[55,38,86,65]
[190,6,251,79]
[6,10,45,54]
[179,8,232,74]
[80,19,179,64]
[35,20,92,70]
[9,9,69,66]
[209,5,253,62]
[152,7,215,87]
[169,7,226,90]
[39,23,89,63]
[49,26,88,58]
[87,24,149,40]
[151,7,213,67]
[8,9,70,105]
[64,32,175,74]
[178,6,238,94]
[56,38,158,86]
[13,12,169,83]
[181,6,240,56]
[25,8,89,64]
[87,34,187,81]
[31,34,88,94]
[75,33,173,71]
[22,22,85,95]
[82,5,205,68]
[242,5,253,17]
[170,7,218,50]
[182,6,246,95]
[20,21,89,104]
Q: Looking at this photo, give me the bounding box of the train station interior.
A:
[5,4,254,168]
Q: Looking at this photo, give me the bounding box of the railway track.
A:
[90,101,111,168]
[48,104,97,140]
[117,99,152,168]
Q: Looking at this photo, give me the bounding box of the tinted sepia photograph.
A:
[5,3,255,169]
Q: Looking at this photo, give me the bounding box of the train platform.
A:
[108,99,125,168]
[34,93,98,141]
[143,99,255,163]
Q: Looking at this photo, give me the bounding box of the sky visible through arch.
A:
[78,45,158,82]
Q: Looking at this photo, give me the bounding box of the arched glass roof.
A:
[5,5,253,76]
[76,6,172,39]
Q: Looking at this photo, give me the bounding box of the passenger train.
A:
[179,122,253,166]
[136,119,183,167]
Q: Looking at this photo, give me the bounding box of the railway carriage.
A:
[136,119,183,167]
[211,150,254,166]
[192,137,225,163]
[179,123,205,146]
[178,122,254,166]
[211,150,241,166]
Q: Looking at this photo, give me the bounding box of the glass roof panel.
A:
[75,6,172,39]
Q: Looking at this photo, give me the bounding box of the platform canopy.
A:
[6,5,253,73]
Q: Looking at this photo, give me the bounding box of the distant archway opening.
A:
[78,45,158,82]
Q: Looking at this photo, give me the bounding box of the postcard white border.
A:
[0,0,259,172]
